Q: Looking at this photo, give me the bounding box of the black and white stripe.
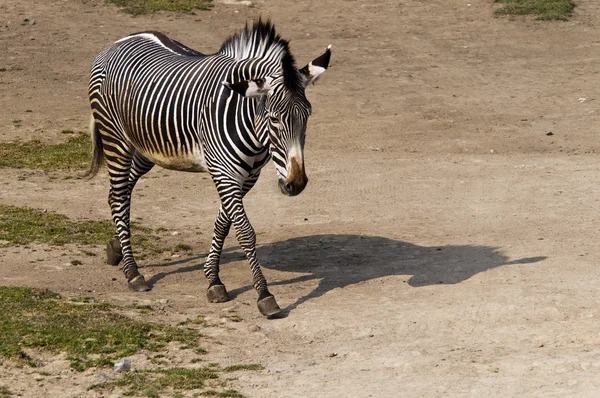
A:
[87,20,331,316]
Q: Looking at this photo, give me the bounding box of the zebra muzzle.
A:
[279,158,307,196]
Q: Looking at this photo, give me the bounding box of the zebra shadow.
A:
[146,234,546,316]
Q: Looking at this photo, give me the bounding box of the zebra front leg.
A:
[204,206,232,303]
[227,199,281,317]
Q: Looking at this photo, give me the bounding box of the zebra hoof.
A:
[257,296,281,317]
[207,285,229,303]
[128,275,150,292]
[106,239,123,266]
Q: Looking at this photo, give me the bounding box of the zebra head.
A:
[225,45,331,196]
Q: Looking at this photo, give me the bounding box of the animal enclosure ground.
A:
[2,0,600,397]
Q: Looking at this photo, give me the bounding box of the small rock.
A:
[156,299,168,305]
[113,358,131,373]
[328,353,338,358]
[489,149,495,154]
[111,277,117,281]
[70,259,83,266]
[546,132,554,136]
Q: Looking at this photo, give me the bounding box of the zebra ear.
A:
[299,45,331,87]
[222,77,273,98]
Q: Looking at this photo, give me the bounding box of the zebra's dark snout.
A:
[278,178,307,196]
[279,157,308,196]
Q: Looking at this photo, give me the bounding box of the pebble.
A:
[113,358,131,373]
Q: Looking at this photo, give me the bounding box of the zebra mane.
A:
[219,19,300,91]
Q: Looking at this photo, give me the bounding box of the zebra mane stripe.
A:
[219,19,300,92]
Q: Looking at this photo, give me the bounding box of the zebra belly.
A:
[142,146,209,173]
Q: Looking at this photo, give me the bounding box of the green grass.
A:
[0,132,90,171]
[93,368,250,397]
[0,386,12,398]
[106,0,212,15]
[223,364,263,372]
[199,390,244,397]
[174,243,192,252]
[494,0,575,20]
[0,205,163,255]
[0,286,204,371]
[92,368,220,397]
[0,205,114,246]
[0,285,259,396]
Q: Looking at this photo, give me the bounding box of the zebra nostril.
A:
[285,182,293,192]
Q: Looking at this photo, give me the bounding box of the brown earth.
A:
[2,0,600,397]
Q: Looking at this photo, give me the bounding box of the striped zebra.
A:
[86,20,331,317]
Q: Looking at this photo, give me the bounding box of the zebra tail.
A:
[81,115,104,179]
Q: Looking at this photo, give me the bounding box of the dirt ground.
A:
[2,0,600,396]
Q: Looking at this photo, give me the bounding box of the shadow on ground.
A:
[146,234,546,315]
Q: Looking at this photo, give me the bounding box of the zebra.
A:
[86,20,331,317]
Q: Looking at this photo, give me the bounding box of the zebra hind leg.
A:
[205,207,231,303]
[105,152,154,267]
[106,149,153,292]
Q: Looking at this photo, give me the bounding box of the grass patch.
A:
[0,133,90,171]
[223,364,263,372]
[106,0,212,15]
[92,367,219,397]
[0,205,162,254]
[174,243,192,252]
[0,286,204,370]
[93,368,249,397]
[199,390,244,397]
[0,205,113,246]
[0,386,12,398]
[494,0,575,20]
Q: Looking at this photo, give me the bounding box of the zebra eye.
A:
[269,115,279,125]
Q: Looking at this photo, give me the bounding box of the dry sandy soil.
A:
[2,0,600,397]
